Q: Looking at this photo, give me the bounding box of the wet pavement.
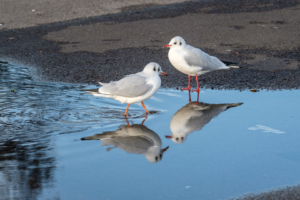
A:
[0,0,190,30]
[1,62,300,199]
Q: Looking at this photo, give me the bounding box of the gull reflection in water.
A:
[166,102,243,143]
[81,118,169,163]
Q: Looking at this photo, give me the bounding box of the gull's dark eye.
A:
[174,42,177,45]
[160,154,162,159]
[181,137,184,140]
[153,67,156,71]
[158,68,160,72]
[180,42,182,45]
[176,138,179,141]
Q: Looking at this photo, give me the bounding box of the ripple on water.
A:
[0,63,145,137]
[0,62,149,199]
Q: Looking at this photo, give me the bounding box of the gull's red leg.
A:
[141,101,149,114]
[123,104,130,116]
[181,76,191,91]
[192,76,200,104]
[192,76,200,93]
[188,90,191,102]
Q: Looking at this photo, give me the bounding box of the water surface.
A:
[1,63,300,200]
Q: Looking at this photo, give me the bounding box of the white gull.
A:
[164,36,239,101]
[85,62,167,116]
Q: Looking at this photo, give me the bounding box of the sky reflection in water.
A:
[1,63,300,200]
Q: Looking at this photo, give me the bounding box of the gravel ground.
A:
[0,0,299,90]
[231,185,300,200]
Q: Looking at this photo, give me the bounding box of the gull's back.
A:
[99,73,152,97]
[184,45,229,72]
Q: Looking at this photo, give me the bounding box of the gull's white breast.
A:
[168,48,193,75]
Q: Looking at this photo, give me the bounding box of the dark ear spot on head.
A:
[153,67,156,71]
[180,42,182,45]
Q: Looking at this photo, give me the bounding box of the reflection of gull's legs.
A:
[141,101,149,114]
[124,111,148,128]
[181,75,191,91]
[192,76,200,104]
[142,116,148,125]
[124,116,131,128]
[123,104,130,116]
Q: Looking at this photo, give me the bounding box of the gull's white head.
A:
[143,62,167,76]
[164,36,186,49]
[145,146,169,163]
[165,134,187,144]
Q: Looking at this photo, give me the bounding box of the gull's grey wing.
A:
[99,74,153,97]
[80,130,120,140]
[186,102,242,131]
[101,136,153,154]
[184,46,226,71]
[186,106,225,131]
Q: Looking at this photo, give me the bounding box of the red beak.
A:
[165,135,172,138]
[160,72,167,76]
[164,44,171,48]
[162,146,169,153]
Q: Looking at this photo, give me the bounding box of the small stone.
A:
[250,89,259,92]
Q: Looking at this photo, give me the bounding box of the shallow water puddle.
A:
[1,63,300,199]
